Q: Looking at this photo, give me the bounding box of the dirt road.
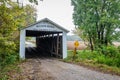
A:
[11,58,120,80]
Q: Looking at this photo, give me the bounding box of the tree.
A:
[13,4,37,41]
[0,0,39,78]
[17,0,43,5]
[28,0,39,5]
[0,0,37,39]
[72,0,120,51]
[23,5,37,26]
[0,0,37,68]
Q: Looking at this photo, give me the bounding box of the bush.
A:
[106,46,119,57]
[66,48,120,67]
[117,46,120,53]
[96,54,106,64]
[97,55,116,66]
[0,37,18,68]
[101,45,119,57]
[115,53,120,67]
[77,50,98,60]
[66,50,99,62]
[0,37,19,79]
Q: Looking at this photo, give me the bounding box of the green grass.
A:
[64,50,120,75]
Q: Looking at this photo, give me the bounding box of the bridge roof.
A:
[21,18,69,33]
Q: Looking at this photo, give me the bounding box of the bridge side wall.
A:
[20,29,26,59]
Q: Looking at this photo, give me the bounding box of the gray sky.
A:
[36,0,75,34]
[20,0,75,34]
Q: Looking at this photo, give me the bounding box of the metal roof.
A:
[21,18,69,33]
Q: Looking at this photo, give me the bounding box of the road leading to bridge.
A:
[10,58,120,80]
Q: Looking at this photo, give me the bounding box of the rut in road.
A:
[10,58,120,80]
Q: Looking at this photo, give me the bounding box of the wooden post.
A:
[51,34,54,54]
[56,33,59,57]
[59,36,62,57]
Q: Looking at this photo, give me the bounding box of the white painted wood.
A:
[19,18,69,59]
[62,32,67,59]
[20,29,26,60]
[26,22,62,32]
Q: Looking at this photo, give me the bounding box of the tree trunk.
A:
[104,24,111,46]
[89,36,94,51]
[100,24,105,45]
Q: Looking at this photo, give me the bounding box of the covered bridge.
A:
[19,18,69,59]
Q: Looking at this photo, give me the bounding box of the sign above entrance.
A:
[36,23,55,30]
[26,22,62,31]
[36,24,55,28]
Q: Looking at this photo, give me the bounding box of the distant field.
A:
[67,41,87,50]
[67,41,120,50]
[113,42,120,47]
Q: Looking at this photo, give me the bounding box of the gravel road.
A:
[12,58,120,80]
[39,58,120,80]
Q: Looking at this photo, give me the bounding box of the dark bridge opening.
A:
[25,30,63,58]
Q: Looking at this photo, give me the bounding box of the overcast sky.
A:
[36,0,75,34]
[20,0,75,34]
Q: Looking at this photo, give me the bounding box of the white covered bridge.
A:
[19,18,69,59]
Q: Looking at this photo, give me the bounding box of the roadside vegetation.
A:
[0,0,40,79]
[65,0,120,75]
[64,46,120,75]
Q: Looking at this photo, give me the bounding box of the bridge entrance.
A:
[20,18,69,59]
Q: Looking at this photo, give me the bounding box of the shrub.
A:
[0,37,19,80]
[115,53,120,67]
[96,54,106,64]
[66,49,120,67]
[0,37,18,68]
[96,45,120,67]
[117,46,120,53]
[77,50,94,60]
[96,53,120,67]
[106,46,119,57]
[101,45,119,57]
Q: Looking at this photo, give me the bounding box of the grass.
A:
[63,50,120,76]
